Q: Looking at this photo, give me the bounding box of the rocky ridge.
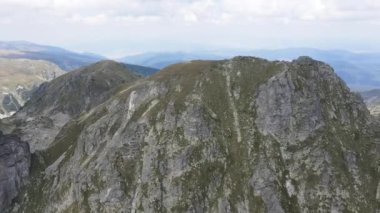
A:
[1,60,142,153]
[6,56,380,212]
[0,60,141,211]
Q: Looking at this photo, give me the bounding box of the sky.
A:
[1,0,380,58]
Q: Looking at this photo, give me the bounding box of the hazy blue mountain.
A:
[0,41,105,71]
[120,52,225,69]
[121,48,380,90]
[123,63,159,76]
[0,41,159,76]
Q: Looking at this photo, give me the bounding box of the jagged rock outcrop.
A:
[7,57,380,212]
[1,60,141,152]
[0,58,65,119]
[0,131,30,210]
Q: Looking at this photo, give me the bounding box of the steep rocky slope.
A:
[0,60,141,211]
[0,131,30,210]
[1,60,141,152]
[0,58,65,119]
[8,56,380,212]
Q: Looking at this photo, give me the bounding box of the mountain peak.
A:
[73,60,130,74]
[7,56,377,212]
[90,59,120,67]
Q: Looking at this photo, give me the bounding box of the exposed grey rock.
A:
[1,93,21,117]
[6,57,380,213]
[0,131,30,210]
[3,60,141,153]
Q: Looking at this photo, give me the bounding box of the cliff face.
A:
[0,131,30,210]
[7,57,380,213]
[0,60,141,211]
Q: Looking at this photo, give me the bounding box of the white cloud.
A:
[0,0,379,54]
[1,0,380,25]
[68,14,108,26]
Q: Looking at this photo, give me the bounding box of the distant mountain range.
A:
[0,41,105,71]
[120,48,380,90]
[1,41,380,90]
[120,52,223,69]
[0,41,159,76]
[0,41,158,119]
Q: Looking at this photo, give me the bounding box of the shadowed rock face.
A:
[6,57,380,213]
[0,131,30,210]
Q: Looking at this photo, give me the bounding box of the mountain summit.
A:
[3,56,379,212]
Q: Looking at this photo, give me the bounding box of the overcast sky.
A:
[1,0,380,57]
